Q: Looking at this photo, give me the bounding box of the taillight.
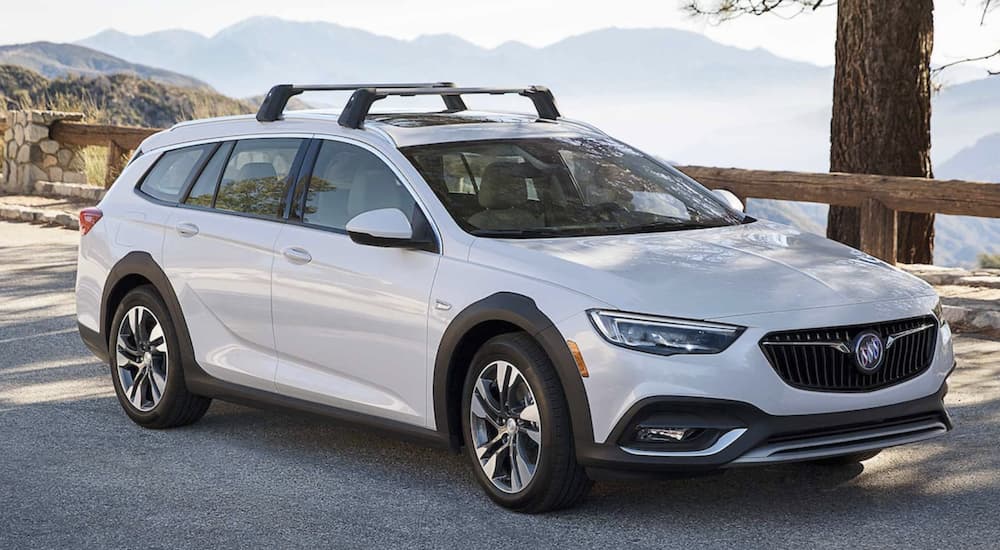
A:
[79,207,103,235]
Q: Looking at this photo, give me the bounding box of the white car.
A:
[76,83,954,513]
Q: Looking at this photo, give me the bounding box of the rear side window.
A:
[138,145,213,203]
[184,142,234,208]
[214,138,305,218]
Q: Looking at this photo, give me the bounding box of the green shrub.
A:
[977,253,1000,269]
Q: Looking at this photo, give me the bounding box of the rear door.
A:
[162,137,307,391]
[270,138,441,426]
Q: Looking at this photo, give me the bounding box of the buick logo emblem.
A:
[852,331,885,374]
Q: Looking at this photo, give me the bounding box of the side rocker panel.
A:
[433,292,595,452]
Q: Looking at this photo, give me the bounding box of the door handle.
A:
[175,222,199,238]
[282,246,312,265]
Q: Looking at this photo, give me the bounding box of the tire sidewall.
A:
[108,285,187,425]
[460,336,565,509]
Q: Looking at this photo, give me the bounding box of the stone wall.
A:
[1,110,88,194]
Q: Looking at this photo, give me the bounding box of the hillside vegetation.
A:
[0,64,251,127]
[0,41,208,89]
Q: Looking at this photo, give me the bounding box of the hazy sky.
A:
[3,1,998,71]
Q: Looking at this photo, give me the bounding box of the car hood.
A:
[467,220,936,320]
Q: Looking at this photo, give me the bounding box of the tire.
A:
[461,332,591,513]
[812,450,881,466]
[108,285,211,428]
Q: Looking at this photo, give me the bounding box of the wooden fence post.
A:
[104,140,127,189]
[859,197,897,263]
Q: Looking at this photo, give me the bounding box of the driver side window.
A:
[302,140,417,231]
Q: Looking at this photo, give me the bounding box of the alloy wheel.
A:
[468,360,542,494]
[115,306,168,412]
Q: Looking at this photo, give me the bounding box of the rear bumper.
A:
[577,380,951,478]
[79,321,108,363]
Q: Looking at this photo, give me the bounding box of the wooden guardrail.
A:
[677,166,1000,262]
[50,121,161,187]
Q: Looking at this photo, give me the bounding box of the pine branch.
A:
[932,47,1000,77]
[683,0,835,22]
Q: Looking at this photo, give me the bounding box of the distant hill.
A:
[932,77,1000,164]
[0,42,209,89]
[936,133,1000,183]
[78,17,831,99]
[74,17,993,171]
[0,65,251,128]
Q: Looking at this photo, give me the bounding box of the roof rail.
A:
[256,83,463,122]
[337,86,560,129]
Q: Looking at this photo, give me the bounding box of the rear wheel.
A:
[109,285,210,428]
[461,333,591,513]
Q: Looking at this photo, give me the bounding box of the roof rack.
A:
[255,82,463,122]
[336,86,560,129]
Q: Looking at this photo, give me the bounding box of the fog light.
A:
[636,427,700,443]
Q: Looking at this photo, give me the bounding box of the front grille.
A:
[759,316,937,392]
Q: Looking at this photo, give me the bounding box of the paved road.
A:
[1,220,998,549]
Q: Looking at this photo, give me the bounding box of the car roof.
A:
[140,109,607,153]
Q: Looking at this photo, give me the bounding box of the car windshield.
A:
[402,136,747,238]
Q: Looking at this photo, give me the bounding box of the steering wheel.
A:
[591,201,628,221]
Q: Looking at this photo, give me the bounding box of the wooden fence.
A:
[6,117,999,263]
[50,121,161,187]
[677,166,1000,262]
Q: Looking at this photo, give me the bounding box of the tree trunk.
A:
[828,0,935,264]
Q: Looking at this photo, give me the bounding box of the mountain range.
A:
[1,17,995,265]
[0,42,208,89]
[78,18,831,99]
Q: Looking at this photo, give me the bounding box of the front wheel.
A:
[461,333,591,513]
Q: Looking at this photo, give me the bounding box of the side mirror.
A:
[713,189,745,213]
[346,208,417,247]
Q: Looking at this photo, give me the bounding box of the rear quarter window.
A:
[214,138,305,218]
[138,145,213,203]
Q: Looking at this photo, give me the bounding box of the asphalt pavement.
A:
[1,220,998,549]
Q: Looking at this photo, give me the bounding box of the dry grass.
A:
[80,146,107,186]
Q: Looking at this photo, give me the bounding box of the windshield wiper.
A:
[468,228,572,238]
[626,220,730,233]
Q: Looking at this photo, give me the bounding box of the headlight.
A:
[587,310,744,356]
[932,299,946,326]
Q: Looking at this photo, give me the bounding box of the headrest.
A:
[239,162,278,181]
[347,168,404,217]
[478,161,532,210]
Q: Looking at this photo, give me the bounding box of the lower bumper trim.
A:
[730,418,947,465]
[575,382,951,474]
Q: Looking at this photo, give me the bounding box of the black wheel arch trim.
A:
[99,251,191,366]
[432,292,595,452]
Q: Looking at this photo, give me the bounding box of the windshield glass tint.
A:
[402,137,745,238]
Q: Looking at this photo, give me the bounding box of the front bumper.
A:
[559,296,955,444]
[575,380,951,477]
